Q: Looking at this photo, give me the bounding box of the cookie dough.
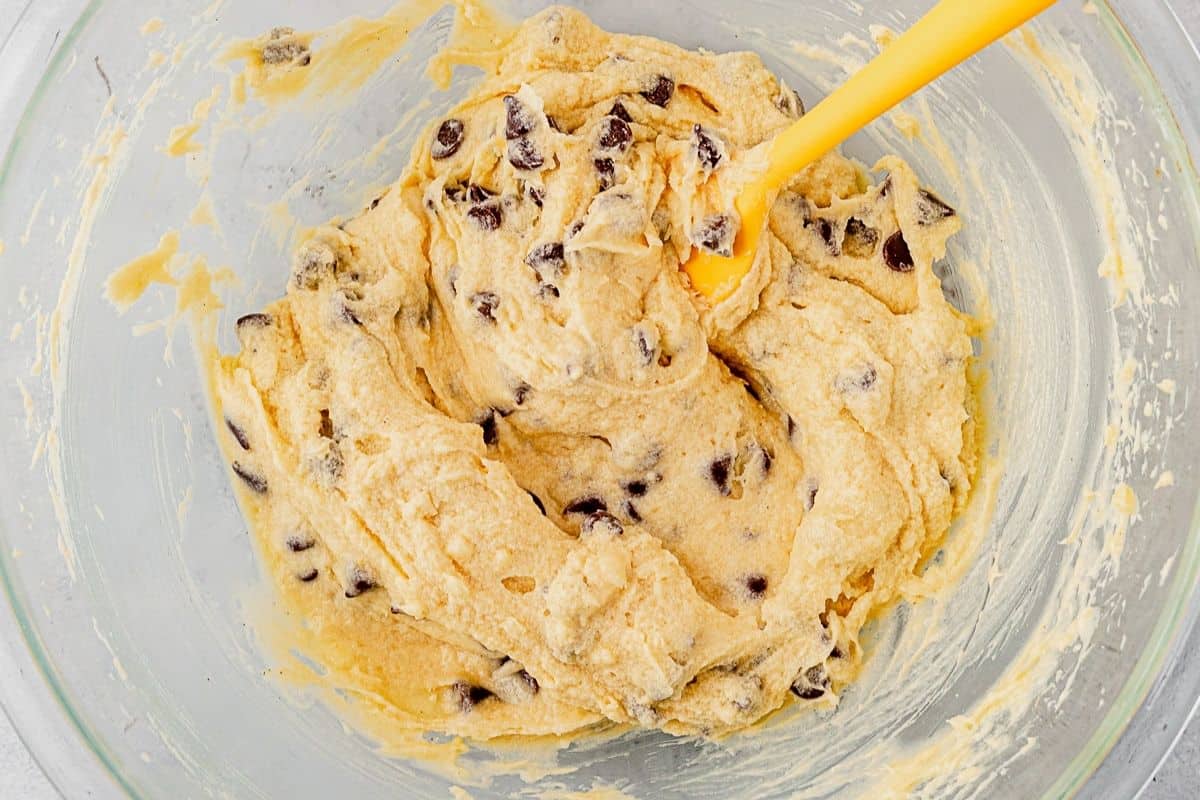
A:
[215,6,977,739]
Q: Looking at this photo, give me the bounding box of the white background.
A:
[0,0,1196,796]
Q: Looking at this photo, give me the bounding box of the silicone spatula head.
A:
[684,0,1057,302]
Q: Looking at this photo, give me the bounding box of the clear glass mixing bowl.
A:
[1,1,1198,797]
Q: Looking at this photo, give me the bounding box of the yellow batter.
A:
[214,6,977,739]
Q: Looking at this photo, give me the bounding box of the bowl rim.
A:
[1049,3,1200,797]
[0,4,141,796]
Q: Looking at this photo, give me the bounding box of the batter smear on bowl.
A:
[215,6,978,738]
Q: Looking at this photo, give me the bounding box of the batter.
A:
[215,6,978,739]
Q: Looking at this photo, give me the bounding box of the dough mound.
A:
[217,6,977,738]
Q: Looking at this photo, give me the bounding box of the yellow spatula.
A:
[684,0,1057,300]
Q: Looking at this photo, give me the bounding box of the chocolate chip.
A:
[594,157,615,191]
[236,313,273,330]
[709,455,733,496]
[508,137,544,170]
[453,681,494,712]
[563,495,607,516]
[225,418,250,451]
[744,574,768,598]
[878,177,893,197]
[609,100,633,123]
[830,646,844,659]
[694,214,737,257]
[297,568,319,583]
[598,116,632,151]
[525,242,566,276]
[286,535,316,552]
[790,664,830,700]
[787,416,797,439]
[344,568,377,598]
[622,500,642,523]
[370,194,383,210]
[432,119,465,159]
[528,186,545,207]
[568,220,585,238]
[692,125,722,171]
[448,183,481,204]
[803,478,819,511]
[792,685,825,700]
[916,189,956,224]
[546,114,562,132]
[527,490,547,515]
[815,218,839,255]
[623,480,648,497]
[760,447,773,476]
[471,291,499,323]
[231,462,267,494]
[633,329,655,366]
[514,382,532,406]
[318,408,334,439]
[504,95,535,139]
[539,283,560,299]
[467,203,502,231]
[776,85,805,118]
[519,670,540,694]
[641,75,674,107]
[883,231,914,272]
[479,409,499,446]
[580,511,624,537]
[842,217,879,258]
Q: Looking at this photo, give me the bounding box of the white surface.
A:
[0,0,1196,797]
[0,710,59,800]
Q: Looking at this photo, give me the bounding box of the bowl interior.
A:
[1,0,1198,797]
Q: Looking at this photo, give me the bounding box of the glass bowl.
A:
[1,1,1198,797]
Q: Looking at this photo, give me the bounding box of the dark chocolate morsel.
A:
[580,510,624,537]
[231,462,267,494]
[344,568,377,598]
[563,495,607,516]
[432,119,465,159]
[709,454,733,496]
[883,231,915,272]
[504,95,535,139]
[641,75,674,107]
[225,418,251,451]
[471,291,500,323]
[453,681,494,712]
